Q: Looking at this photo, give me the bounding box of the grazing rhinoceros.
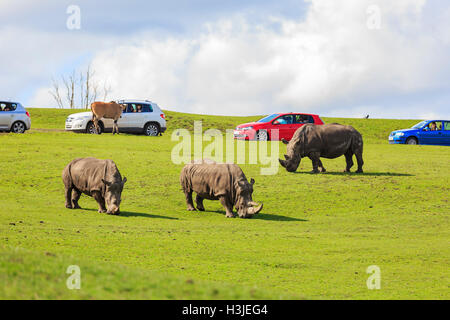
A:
[279,123,364,173]
[180,160,263,218]
[62,158,127,215]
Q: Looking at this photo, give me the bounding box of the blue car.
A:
[389,120,450,146]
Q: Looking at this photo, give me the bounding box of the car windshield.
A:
[412,121,428,129]
[257,114,279,123]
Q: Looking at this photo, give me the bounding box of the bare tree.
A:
[49,63,111,109]
[62,71,76,109]
[83,65,99,109]
[79,72,85,110]
[49,77,64,108]
[102,81,112,102]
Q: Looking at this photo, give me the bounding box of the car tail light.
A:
[160,113,165,119]
[26,111,30,117]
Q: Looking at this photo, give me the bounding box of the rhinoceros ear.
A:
[122,177,127,185]
[281,138,289,145]
[102,179,112,186]
[250,178,255,186]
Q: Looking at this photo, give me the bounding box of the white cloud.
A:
[27,0,450,118]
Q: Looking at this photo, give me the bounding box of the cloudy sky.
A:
[1,0,449,118]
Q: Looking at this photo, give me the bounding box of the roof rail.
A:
[118,99,151,103]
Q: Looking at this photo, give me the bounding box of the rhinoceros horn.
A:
[247,202,263,215]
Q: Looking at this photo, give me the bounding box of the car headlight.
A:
[240,126,253,131]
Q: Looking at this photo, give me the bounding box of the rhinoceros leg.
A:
[195,195,205,211]
[184,191,196,211]
[318,159,326,173]
[64,185,73,209]
[71,188,82,209]
[344,150,354,172]
[92,191,107,213]
[308,152,321,173]
[355,150,364,173]
[219,196,235,218]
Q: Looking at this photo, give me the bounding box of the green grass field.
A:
[1,108,449,299]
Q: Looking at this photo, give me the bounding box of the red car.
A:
[234,113,324,141]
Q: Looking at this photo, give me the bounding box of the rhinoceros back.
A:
[180,161,245,200]
[288,123,362,159]
[63,158,120,195]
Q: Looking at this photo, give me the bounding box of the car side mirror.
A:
[273,120,280,125]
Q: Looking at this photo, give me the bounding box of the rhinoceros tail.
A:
[350,130,364,154]
[62,161,74,188]
[179,166,192,193]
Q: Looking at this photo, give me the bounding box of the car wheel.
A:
[406,137,418,145]
[86,122,101,134]
[11,121,26,133]
[256,130,269,141]
[144,123,160,136]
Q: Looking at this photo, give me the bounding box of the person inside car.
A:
[127,104,135,113]
[298,115,308,123]
[136,105,142,112]
[3,105,11,111]
[430,122,437,131]
[275,117,287,124]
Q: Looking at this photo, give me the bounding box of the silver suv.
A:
[65,99,167,136]
[0,101,31,133]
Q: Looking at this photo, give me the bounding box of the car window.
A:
[142,104,153,112]
[257,114,279,123]
[0,103,16,111]
[425,121,442,131]
[273,115,294,125]
[126,104,137,113]
[444,122,450,131]
[412,120,427,129]
[294,114,314,124]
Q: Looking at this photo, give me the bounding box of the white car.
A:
[0,101,31,133]
[65,100,167,136]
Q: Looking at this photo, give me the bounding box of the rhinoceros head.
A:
[279,136,302,172]
[279,154,301,172]
[102,177,127,215]
[235,178,263,218]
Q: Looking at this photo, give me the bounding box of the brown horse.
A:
[90,101,126,134]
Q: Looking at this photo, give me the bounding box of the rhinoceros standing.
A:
[180,160,263,218]
[62,158,127,215]
[279,123,364,173]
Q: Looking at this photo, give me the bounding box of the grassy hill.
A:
[1,108,448,299]
[28,108,419,143]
